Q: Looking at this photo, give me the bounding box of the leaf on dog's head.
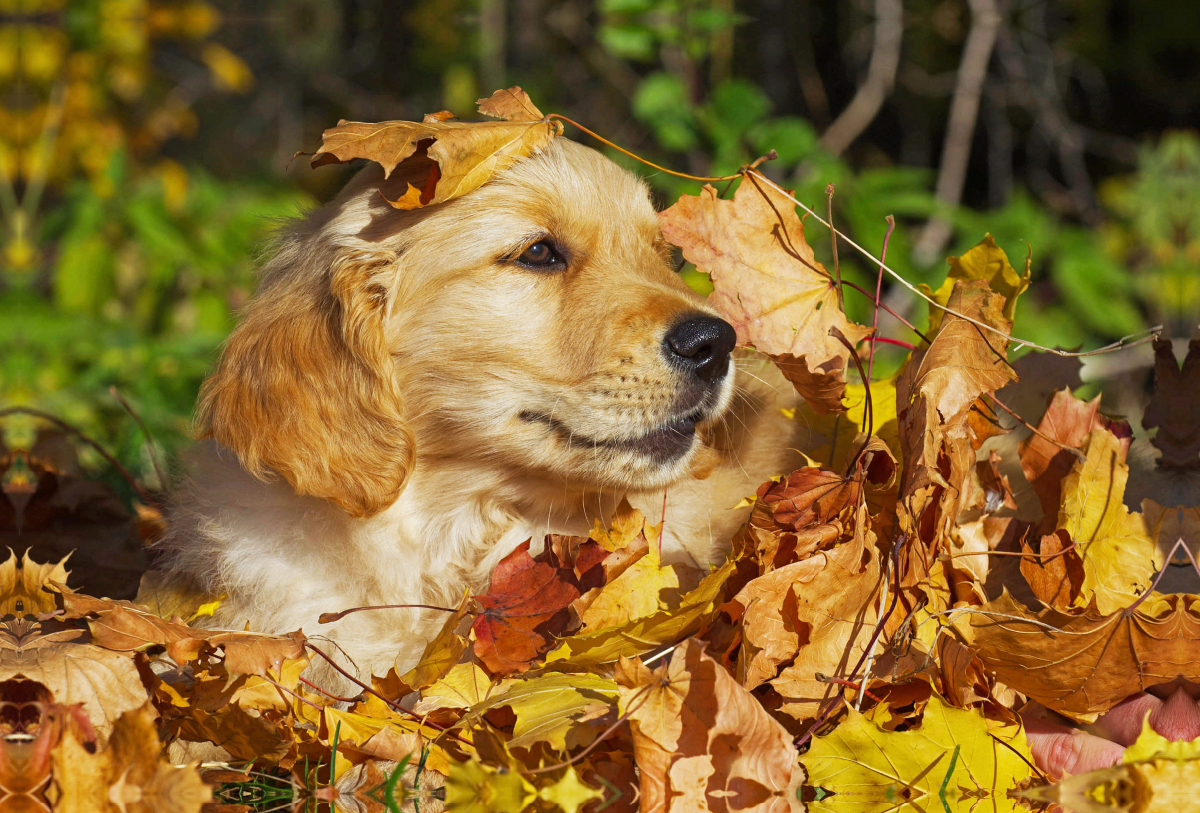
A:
[477,86,545,122]
[471,540,581,675]
[659,175,871,413]
[310,86,559,210]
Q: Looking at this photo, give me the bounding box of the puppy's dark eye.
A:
[517,240,565,270]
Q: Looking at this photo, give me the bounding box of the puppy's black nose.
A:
[664,315,737,384]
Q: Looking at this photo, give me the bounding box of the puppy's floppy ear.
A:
[197,247,414,518]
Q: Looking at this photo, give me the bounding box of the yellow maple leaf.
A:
[1058,427,1164,614]
[476,672,618,752]
[579,541,679,630]
[536,765,604,813]
[923,233,1031,336]
[545,559,734,667]
[801,694,1033,813]
[0,549,69,616]
[444,758,535,813]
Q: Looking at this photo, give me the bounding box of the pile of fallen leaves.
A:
[1,88,1198,813]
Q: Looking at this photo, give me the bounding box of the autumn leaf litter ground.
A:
[2,87,1198,813]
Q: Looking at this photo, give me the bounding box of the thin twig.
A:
[743,169,1162,358]
[109,385,167,489]
[867,215,897,382]
[842,280,930,341]
[855,547,891,711]
[0,406,155,504]
[299,676,361,704]
[984,393,1086,461]
[548,115,741,183]
[827,183,845,310]
[263,674,324,714]
[318,603,464,624]
[870,336,916,351]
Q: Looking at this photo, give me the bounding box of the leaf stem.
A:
[867,215,896,383]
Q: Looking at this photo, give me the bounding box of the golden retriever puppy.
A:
[160,138,806,686]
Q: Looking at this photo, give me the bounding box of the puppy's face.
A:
[376,140,736,490]
[200,140,737,516]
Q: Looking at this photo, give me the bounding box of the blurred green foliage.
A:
[3,153,305,488]
[2,0,1194,488]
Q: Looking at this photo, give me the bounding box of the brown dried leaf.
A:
[476,86,545,121]
[968,591,1200,721]
[729,509,876,693]
[310,90,559,210]
[62,593,306,676]
[659,175,871,412]
[615,639,803,813]
[1019,529,1084,609]
[896,279,1016,589]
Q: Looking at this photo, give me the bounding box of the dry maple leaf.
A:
[921,233,1030,336]
[49,703,211,813]
[730,507,878,695]
[310,86,559,210]
[659,175,871,414]
[1057,427,1162,614]
[1143,338,1200,470]
[765,528,884,721]
[967,591,1200,721]
[801,694,1032,813]
[471,540,580,675]
[616,639,803,813]
[1018,388,1133,526]
[60,591,307,675]
[545,559,734,668]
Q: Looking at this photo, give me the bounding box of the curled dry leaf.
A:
[1019,528,1085,609]
[733,452,891,577]
[922,233,1030,336]
[61,592,307,676]
[896,279,1016,589]
[616,639,803,813]
[730,505,878,697]
[311,86,559,210]
[967,591,1200,721]
[659,175,870,414]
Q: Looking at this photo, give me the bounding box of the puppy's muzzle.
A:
[663,314,737,385]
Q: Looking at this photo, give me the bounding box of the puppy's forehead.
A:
[466,139,660,240]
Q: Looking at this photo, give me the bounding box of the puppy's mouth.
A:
[519,408,705,461]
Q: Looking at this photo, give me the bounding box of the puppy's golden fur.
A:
[161,139,806,685]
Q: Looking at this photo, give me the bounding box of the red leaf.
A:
[471,541,581,675]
